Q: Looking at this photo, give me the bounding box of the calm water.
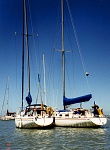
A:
[0,118,110,150]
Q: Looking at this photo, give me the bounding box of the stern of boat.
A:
[34,117,54,127]
[90,116,107,126]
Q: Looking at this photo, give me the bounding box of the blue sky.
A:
[0,0,110,115]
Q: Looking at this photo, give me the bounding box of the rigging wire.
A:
[36,73,43,104]
[1,82,8,116]
[14,32,18,90]
[66,0,92,93]
[27,0,40,92]
[47,0,61,106]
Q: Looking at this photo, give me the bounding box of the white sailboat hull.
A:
[54,117,107,128]
[52,0,107,129]
[15,116,54,129]
[1,116,15,121]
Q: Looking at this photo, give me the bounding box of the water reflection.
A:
[0,120,110,150]
[14,126,109,149]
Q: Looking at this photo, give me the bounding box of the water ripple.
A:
[0,120,110,149]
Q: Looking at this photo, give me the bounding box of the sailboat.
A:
[1,77,16,121]
[54,0,107,127]
[1,110,15,121]
[15,0,54,129]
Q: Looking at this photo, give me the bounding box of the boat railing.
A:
[16,107,26,116]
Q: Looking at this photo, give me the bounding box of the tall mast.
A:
[43,53,46,105]
[22,0,31,108]
[6,76,9,114]
[24,0,30,93]
[22,0,25,110]
[61,0,65,110]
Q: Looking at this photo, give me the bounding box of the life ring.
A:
[97,108,103,116]
[46,107,53,115]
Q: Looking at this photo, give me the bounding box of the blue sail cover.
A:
[63,94,92,106]
[26,92,32,105]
